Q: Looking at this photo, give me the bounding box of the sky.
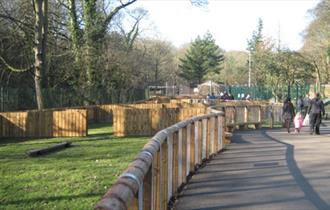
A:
[134,0,320,51]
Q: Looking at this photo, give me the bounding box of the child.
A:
[294,112,303,133]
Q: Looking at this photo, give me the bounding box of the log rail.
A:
[94,104,280,210]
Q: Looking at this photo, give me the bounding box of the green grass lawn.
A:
[0,123,149,210]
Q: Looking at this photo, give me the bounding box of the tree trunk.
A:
[68,0,81,56]
[154,61,159,83]
[313,60,321,93]
[83,0,98,105]
[33,0,48,110]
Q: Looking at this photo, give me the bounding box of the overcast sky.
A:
[134,0,320,51]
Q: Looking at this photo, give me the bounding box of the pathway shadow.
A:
[186,197,306,210]
[261,130,330,210]
[231,134,252,144]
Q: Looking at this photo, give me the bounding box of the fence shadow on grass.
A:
[0,138,32,146]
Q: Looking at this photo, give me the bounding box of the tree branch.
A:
[0,55,34,73]
[67,0,82,50]
[103,0,137,31]
[0,2,33,33]
[190,0,208,7]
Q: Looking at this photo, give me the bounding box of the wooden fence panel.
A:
[179,107,207,121]
[0,109,87,138]
[235,106,245,125]
[225,106,236,126]
[247,106,261,123]
[273,104,283,123]
[113,108,179,136]
[83,102,206,126]
[152,109,178,132]
[112,105,206,137]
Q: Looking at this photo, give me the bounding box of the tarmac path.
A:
[174,121,330,210]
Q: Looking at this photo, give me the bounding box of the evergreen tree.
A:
[179,32,224,87]
[247,18,264,53]
[246,18,267,87]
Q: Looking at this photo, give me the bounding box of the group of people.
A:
[206,92,254,101]
[206,92,235,100]
[283,92,326,135]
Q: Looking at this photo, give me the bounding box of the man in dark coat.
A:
[307,92,325,135]
[282,97,295,133]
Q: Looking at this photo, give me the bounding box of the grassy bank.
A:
[0,123,149,210]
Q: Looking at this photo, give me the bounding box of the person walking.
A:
[294,112,303,134]
[307,92,325,135]
[282,97,295,133]
[297,96,304,112]
[303,93,311,117]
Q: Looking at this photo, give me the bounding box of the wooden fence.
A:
[215,105,261,129]
[86,101,280,136]
[113,107,206,136]
[86,103,207,124]
[113,108,178,137]
[113,106,207,136]
[0,109,87,138]
[94,104,278,210]
[214,103,283,130]
[95,111,226,210]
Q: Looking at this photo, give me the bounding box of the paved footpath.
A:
[174,121,330,210]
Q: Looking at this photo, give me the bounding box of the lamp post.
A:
[248,51,251,88]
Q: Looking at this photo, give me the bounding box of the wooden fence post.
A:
[206,118,211,158]
[217,116,224,151]
[190,122,196,173]
[151,150,160,210]
[194,121,199,165]
[172,131,179,196]
[259,106,262,123]
[255,106,262,129]
[143,167,152,210]
[270,106,274,128]
[181,126,187,184]
[202,119,207,160]
[210,117,216,155]
[198,120,203,163]
[167,134,173,201]
[186,124,191,176]
[161,140,168,210]
[178,128,183,187]
[233,107,237,131]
